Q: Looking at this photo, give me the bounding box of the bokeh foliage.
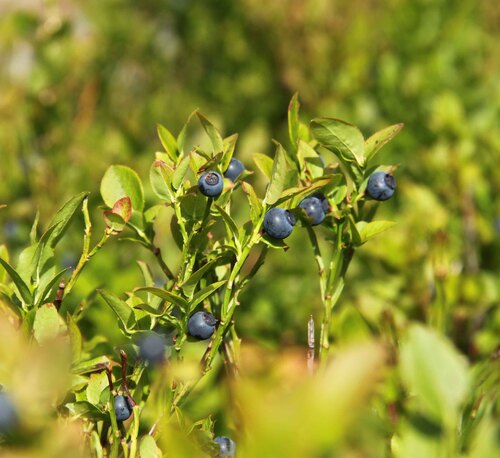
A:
[0,0,499,456]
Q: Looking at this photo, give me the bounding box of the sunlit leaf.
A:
[33,303,65,343]
[310,117,365,166]
[365,123,404,161]
[0,257,32,304]
[252,152,274,180]
[98,289,137,332]
[197,112,223,153]
[100,165,145,212]
[264,143,290,205]
[157,124,178,163]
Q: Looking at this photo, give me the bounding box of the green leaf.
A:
[310,118,365,166]
[180,193,207,222]
[34,267,69,307]
[103,196,132,233]
[86,371,109,406]
[177,110,196,156]
[252,152,274,180]
[365,123,404,161]
[137,261,154,287]
[134,302,173,317]
[0,245,9,283]
[100,165,145,212]
[196,152,223,175]
[214,204,240,248]
[134,287,189,311]
[31,221,63,283]
[190,280,227,311]
[65,401,106,420]
[355,220,396,245]
[348,216,362,247]
[220,133,239,172]
[241,181,263,225]
[46,192,89,249]
[140,435,161,458]
[67,314,82,363]
[72,356,112,375]
[288,92,300,152]
[33,303,65,343]
[30,209,39,244]
[103,211,126,233]
[172,153,191,190]
[274,176,335,207]
[157,124,178,163]
[0,257,32,305]
[297,140,324,179]
[400,325,469,424]
[150,160,174,201]
[181,258,222,298]
[264,143,290,205]
[261,235,289,250]
[196,112,224,153]
[98,289,137,332]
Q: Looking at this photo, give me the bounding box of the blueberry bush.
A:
[1,1,499,456]
[0,96,498,457]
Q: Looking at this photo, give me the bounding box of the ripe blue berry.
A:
[299,196,326,226]
[312,192,330,213]
[214,436,236,458]
[224,158,245,182]
[198,171,224,197]
[114,395,132,422]
[188,311,216,340]
[366,171,396,201]
[138,333,166,365]
[263,207,296,240]
[0,392,18,433]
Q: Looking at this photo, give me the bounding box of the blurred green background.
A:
[0,0,499,357]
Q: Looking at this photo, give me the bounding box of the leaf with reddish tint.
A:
[103,197,132,233]
[111,197,132,223]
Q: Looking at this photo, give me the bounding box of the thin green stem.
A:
[105,368,120,458]
[305,227,326,301]
[66,198,111,296]
[317,222,347,367]
[177,197,213,284]
[171,218,265,408]
[128,406,140,458]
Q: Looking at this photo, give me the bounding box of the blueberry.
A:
[114,395,132,422]
[312,192,330,213]
[198,171,224,197]
[214,436,236,458]
[187,311,216,340]
[0,392,18,433]
[224,158,245,182]
[263,208,296,240]
[299,196,326,226]
[138,333,166,365]
[366,171,396,201]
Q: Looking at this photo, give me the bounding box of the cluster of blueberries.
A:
[198,157,396,240]
[262,170,396,240]
[197,157,245,198]
[74,161,396,455]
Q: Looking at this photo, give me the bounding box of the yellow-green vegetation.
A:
[0,1,498,457]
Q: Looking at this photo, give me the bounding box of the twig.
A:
[119,350,136,407]
[307,315,315,374]
[54,280,66,310]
